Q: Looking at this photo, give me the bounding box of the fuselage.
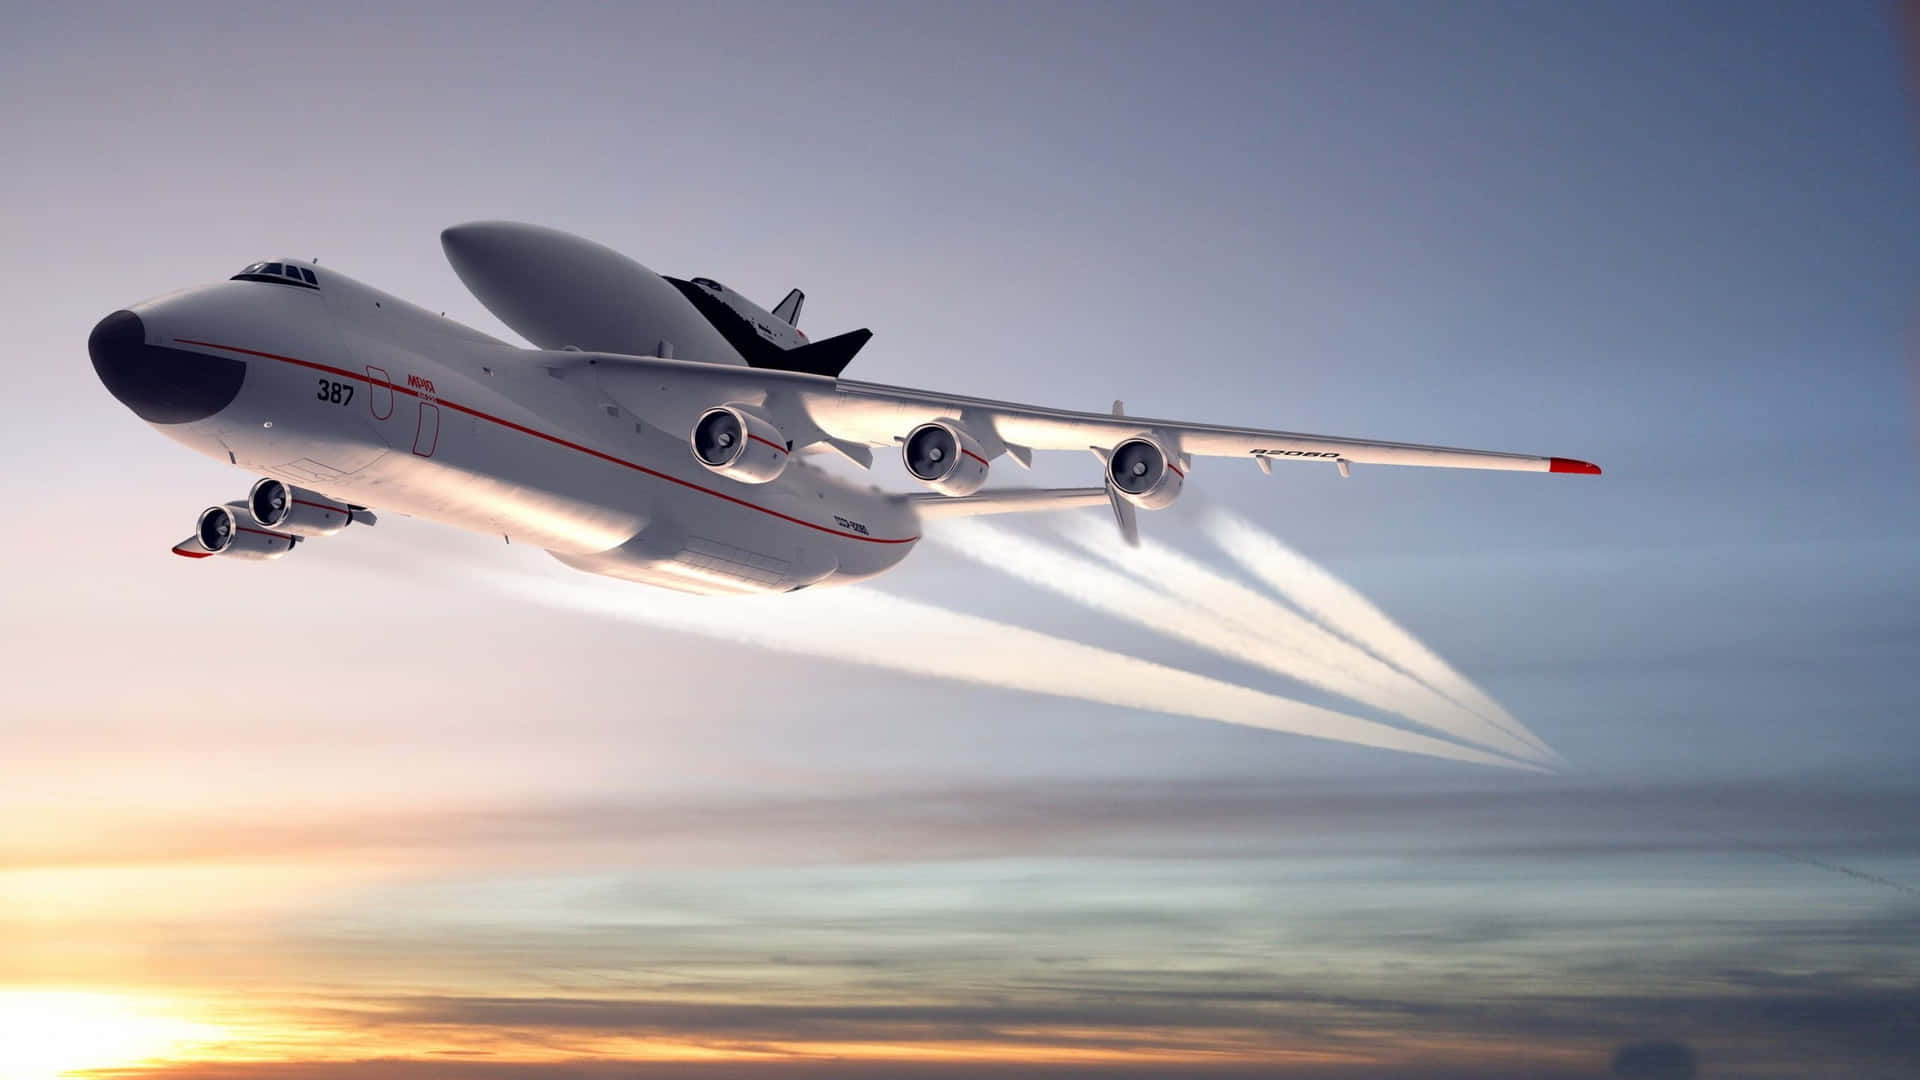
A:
[89,261,922,594]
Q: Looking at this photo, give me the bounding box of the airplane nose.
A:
[89,309,248,424]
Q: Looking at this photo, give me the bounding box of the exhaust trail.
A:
[477,569,1546,772]
[1202,508,1557,763]
[928,518,1550,765]
[1048,514,1550,765]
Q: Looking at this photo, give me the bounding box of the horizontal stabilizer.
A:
[762,327,870,378]
[904,486,1108,520]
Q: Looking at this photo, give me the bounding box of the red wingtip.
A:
[1549,457,1602,475]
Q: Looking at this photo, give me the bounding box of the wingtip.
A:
[1549,457,1602,476]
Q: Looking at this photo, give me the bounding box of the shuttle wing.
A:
[583,353,1600,477]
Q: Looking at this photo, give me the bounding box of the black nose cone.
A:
[90,310,246,424]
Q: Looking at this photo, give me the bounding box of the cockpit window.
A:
[231,260,320,290]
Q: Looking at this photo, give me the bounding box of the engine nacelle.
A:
[1106,436,1184,510]
[902,420,990,496]
[183,504,297,560]
[248,478,359,537]
[690,404,788,483]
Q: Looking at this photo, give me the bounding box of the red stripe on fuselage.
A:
[172,337,918,545]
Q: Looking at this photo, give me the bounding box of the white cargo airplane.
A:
[90,222,1599,596]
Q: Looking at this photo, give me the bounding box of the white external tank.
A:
[440,221,744,364]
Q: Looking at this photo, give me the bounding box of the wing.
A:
[584,353,1600,477]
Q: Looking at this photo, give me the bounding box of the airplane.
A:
[89,221,1600,596]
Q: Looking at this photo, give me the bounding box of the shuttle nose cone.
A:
[89,309,246,424]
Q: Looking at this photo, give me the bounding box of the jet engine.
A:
[690,404,788,483]
[1106,436,1184,509]
[186,504,297,559]
[902,420,989,497]
[247,478,361,537]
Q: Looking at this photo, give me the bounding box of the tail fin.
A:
[772,289,804,327]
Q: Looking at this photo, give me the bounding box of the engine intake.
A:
[902,420,989,496]
[1106,436,1184,509]
[690,404,788,483]
[189,504,297,560]
[248,478,358,537]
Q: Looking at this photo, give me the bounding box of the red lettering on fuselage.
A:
[406,374,436,395]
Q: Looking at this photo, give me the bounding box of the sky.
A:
[3,1,1919,1077]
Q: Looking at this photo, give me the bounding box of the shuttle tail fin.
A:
[772,289,804,327]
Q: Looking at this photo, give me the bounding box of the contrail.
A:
[1710,830,1920,897]
[1202,508,1557,763]
[477,569,1546,772]
[930,517,1552,766]
[1047,514,1551,765]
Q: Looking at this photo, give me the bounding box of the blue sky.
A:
[2,2,1918,1077]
